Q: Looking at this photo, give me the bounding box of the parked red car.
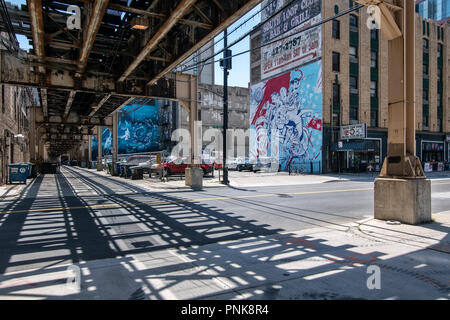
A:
[154,156,213,175]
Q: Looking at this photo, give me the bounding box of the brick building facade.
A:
[250,0,449,173]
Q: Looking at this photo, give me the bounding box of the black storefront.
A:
[417,132,449,172]
[324,124,387,173]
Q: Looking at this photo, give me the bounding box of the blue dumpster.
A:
[8,163,30,184]
[119,163,126,177]
[115,163,121,176]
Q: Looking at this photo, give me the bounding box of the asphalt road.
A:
[0,165,448,275]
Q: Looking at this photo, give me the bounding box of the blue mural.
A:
[250,60,323,172]
[91,102,159,160]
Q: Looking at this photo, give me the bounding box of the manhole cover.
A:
[429,242,450,254]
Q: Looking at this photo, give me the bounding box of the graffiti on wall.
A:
[91,102,159,160]
[250,60,323,172]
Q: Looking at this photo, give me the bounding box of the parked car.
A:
[119,155,155,178]
[228,157,245,170]
[236,158,254,172]
[154,156,213,176]
[252,157,279,173]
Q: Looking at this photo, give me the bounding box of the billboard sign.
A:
[340,124,367,140]
[261,0,322,80]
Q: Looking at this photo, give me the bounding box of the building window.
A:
[422,114,429,130]
[332,52,340,72]
[349,14,358,28]
[437,43,443,58]
[423,90,429,102]
[437,118,442,132]
[370,51,378,68]
[423,63,429,76]
[437,93,442,108]
[332,82,340,126]
[332,20,340,39]
[349,46,358,59]
[370,109,378,127]
[370,81,377,97]
[350,105,358,122]
[332,83,340,106]
[437,68,442,82]
[350,76,358,90]
[370,29,378,40]
[423,38,429,49]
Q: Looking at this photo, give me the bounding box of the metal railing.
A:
[287,160,322,175]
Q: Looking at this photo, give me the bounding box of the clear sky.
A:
[8,0,260,87]
[213,5,261,88]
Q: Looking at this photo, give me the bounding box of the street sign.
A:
[340,123,367,140]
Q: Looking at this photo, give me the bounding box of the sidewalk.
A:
[0,212,447,299]
[0,183,28,199]
[87,167,450,190]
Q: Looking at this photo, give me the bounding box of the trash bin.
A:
[40,162,59,174]
[91,161,97,169]
[124,165,132,178]
[107,162,112,174]
[119,164,126,177]
[28,163,37,178]
[131,167,144,180]
[114,162,121,176]
[8,163,30,184]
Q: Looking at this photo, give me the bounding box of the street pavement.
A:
[0,166,448,299]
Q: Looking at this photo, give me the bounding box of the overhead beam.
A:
[63,90,76,119]
[40,88,48,118]
[212,0,226,13]
[147,0,263,86]
[111,97,134,114]
[118,0,197,82]
[47,41,170,62]
[27,0,46,74]
[193,4,213,24]
[88,94,112,117]
[77,0,110,75]
[108,3,212,29]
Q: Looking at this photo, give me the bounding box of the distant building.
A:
[0,34,38,184]
[416,0,450,23]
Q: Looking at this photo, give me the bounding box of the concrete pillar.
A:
[373,1,431,224]
[111,112,118,175]
[176,73,203,189]
[97,126,103,171]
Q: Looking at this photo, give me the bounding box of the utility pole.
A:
[221,28,231,185]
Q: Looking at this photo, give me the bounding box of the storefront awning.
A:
[331,140,378,152]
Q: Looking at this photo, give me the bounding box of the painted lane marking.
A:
[1,181,449,216]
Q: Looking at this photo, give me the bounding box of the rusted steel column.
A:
[97,125,103,171]
[111,112,118,175]
[77,0,110,75]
